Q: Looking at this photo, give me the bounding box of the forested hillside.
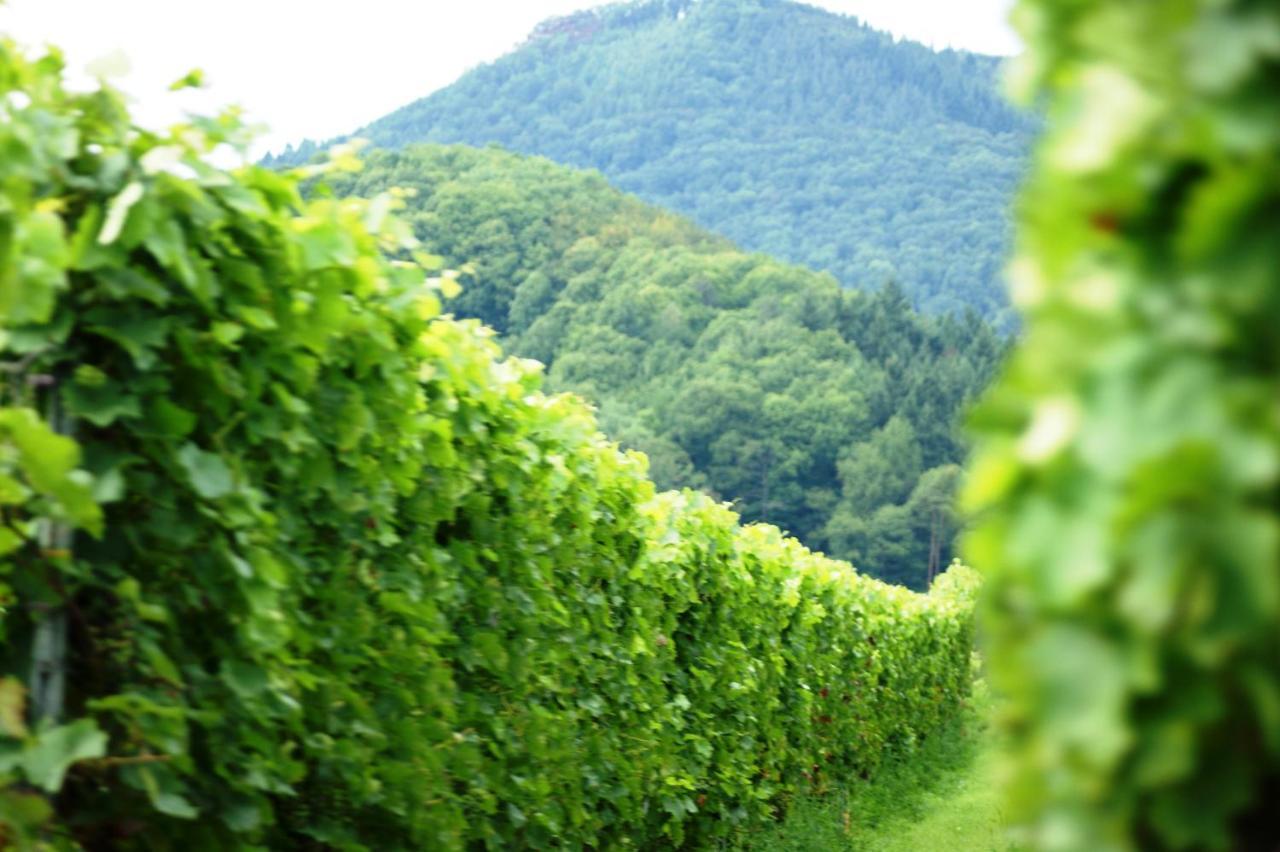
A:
[321,145,1006,587]
[270,0,1033,323]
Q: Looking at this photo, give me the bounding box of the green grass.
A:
[731,683,1012,851]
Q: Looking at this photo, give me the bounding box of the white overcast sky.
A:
[0,0,1020,157]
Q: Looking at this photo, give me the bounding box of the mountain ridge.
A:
[269,0,1033,323]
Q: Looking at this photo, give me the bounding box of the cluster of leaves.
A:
[267,0,1033,323]
[963,0,1280,848]
[323,144,1006,589]
[0,38,981,849]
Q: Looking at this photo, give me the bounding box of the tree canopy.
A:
[268,0,1034,325]
[322,144,1007,587]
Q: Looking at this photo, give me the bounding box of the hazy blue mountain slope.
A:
[274,0,1032,323]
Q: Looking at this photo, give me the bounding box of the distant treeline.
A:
[267,0,1034,325]
[320,144,1008,588]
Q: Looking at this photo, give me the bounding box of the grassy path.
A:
[734,685,1011,851]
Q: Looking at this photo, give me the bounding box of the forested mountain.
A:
[268,0,1033,324]
[319,145,1006,587]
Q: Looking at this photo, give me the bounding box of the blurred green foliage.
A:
[0,37,980,849]
[322,144,1007,588]
[268,0,1034,323]
[964,0,1280,848]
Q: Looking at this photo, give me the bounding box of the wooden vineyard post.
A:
[29,385,72,724]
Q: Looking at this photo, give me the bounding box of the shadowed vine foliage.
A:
[964,0,1280,849]
[0,38,979,849]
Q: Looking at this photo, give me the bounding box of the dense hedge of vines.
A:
[964,0,1280,849]
[0,39,979,849]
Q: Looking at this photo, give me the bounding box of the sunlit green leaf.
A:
[22,719,108,793]
[176,444,233,499]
